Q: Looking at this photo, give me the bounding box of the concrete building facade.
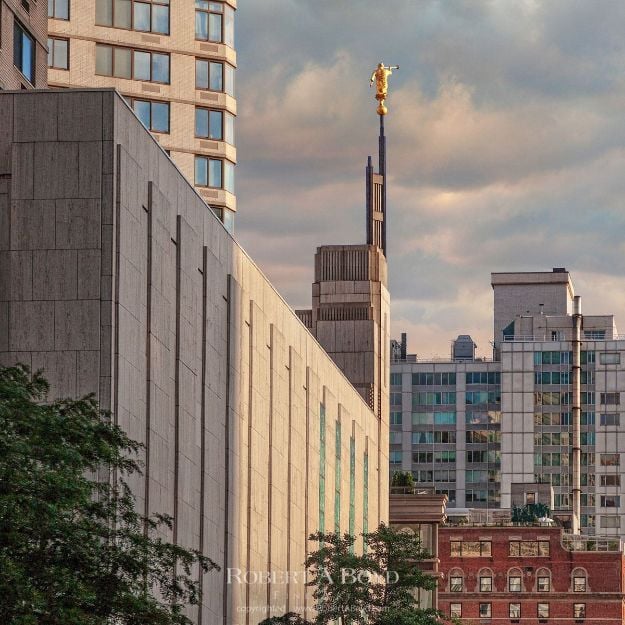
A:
[47,0,237,228]
[0,89,387,624]
[0,0,48,89]
[391,269,625,538]
[438,525,625,624]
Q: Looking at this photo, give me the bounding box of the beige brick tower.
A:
[47,0,237,229]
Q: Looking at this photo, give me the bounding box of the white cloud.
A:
[234,1,625,355]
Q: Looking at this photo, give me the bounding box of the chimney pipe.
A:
[400,333,407,361]
[571,295,582,534]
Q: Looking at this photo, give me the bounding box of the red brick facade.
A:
[439,526,625,624]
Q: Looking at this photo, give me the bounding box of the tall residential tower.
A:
[47,0,237,228]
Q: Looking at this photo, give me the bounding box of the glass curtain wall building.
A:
[391,269,625,537]
[47,0,237,229]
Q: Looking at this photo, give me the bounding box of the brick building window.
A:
[195,107,235,144]
[509,540,550,557]
[194,156,234,193]
[574,603,586,618]
[196,58,234,96]
[509,603,521,619]
[450,540,491,557]
[450,603,461,618]
[48,0,69,19]
[479,575,492,592]
[479,603,491,618]
[538,603,549,619]
[195,1,234,45]
[13,21,35,83]
[536,569,551,591]
[96,0,170,35]
[450,574,463,592]
[95,44,170,83]
[47,37,69,70]
[508,575,522,592]
[127,98,169,133]
[572,570,587,592]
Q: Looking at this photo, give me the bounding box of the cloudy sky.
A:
[234,0,625,358]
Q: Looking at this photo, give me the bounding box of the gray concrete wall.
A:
[0,89,386,624]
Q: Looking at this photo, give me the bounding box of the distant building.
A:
[391,268,625,537]
[389,486,448,609]
[47,0,237,229]
[438,524,625,624]
[0,0,47,88]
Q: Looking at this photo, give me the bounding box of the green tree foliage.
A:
[268,524,449,625]
[259,613,313,625]
[304,531,369,625]
[364,523,438,623]
[0,365,219,625]
[390,471,415,488]
[511,503,550,524]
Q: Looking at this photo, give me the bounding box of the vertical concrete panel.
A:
[13,93,59,143]
[0,95,14,175]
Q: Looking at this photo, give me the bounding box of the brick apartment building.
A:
[438,525,625,623]
[0,0,48,89]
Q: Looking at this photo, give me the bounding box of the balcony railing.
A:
[503,335,625,342]
[561,532,622,552]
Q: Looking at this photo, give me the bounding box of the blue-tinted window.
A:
[151,53,169,83]
[133,50,150,80]
[209,61,223,90]
[194,156,227,189]
[390,412,402,425]
[152,3,169,33]
[151,102,169,132]
[14,21,35,83]
[224,4,234,47]
[224,112,235,144]
[134,2,151,30]
[195,157,208,187]
[131,99,169,133]
[194,108,225,140]
[133,99,151,127]
[389,451,402,464]
[209,158,222,188]
[434,411,456,425]
[195,1,224,42]
[224,161,235,194]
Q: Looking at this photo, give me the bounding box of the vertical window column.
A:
[318,404,326,533]
[334,419,341,532]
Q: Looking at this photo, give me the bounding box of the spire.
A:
[366,62,398,257]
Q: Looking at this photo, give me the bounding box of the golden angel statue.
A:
[370,62,399,115]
